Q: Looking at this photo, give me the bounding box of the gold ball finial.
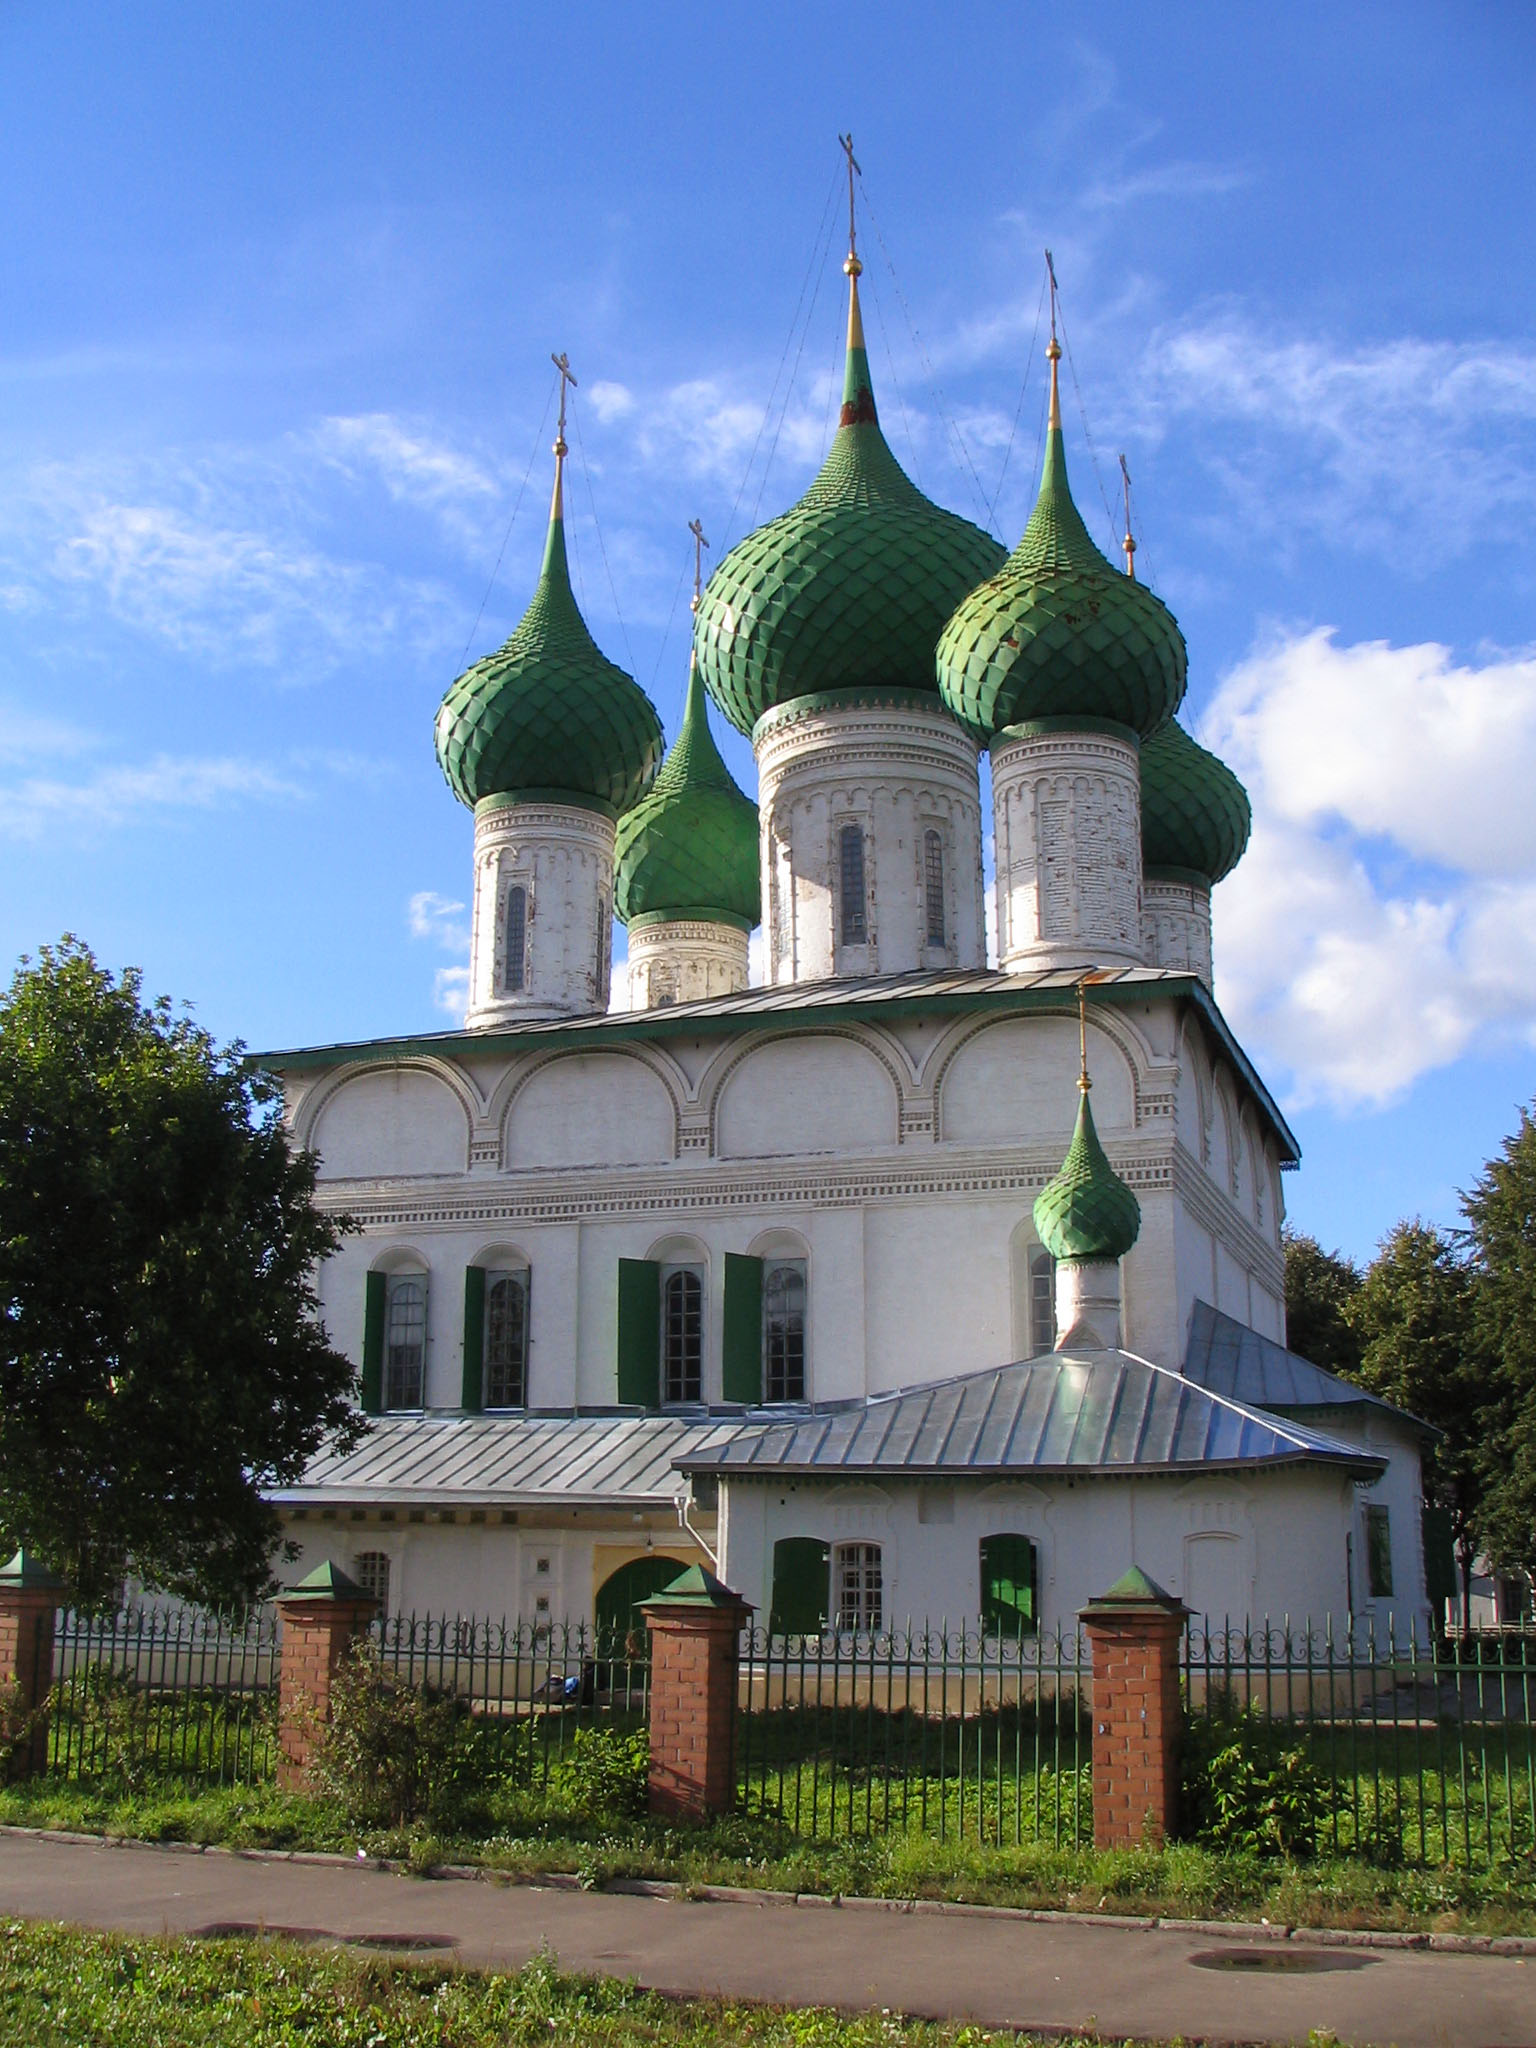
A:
[553,435,568,458]
[843,253,863,278]
[690,593,700,614]
[1046,336,1062,363]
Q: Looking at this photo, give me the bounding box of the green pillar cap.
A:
[0,1549,64,1590]
[640,1563,752,1610]
[282,1558,373,1603]
[1087,1565,1183,1609]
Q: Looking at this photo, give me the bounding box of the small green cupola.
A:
[1034,992,1141,1267]
[936,330,1186,745]
[692,240,1005,736]
[1140,720,1250,885]
[615,649,760,931]
[435,397,663,817]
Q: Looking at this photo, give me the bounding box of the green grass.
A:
[3,1777,1536,1937]
[0,1922,1155,2048]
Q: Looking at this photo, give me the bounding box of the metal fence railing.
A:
[737,1623,1093,1847]
[49,1604,279,1787]
[1184,1617,1536,1870]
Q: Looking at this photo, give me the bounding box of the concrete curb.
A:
[4,1823,1534,1958]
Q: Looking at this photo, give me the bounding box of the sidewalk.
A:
[0,1830,1532,2048]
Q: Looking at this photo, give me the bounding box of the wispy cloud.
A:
[309,414,497,545]
[0,752,305,841]
[407,888,469,952]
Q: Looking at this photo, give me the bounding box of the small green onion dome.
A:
[1140,720,1251,885]
[614,652,761,931]
[1033,1083,1142,1264]
[693,272,1006,737]
[435,468,663,816]
[936,357,1186,744]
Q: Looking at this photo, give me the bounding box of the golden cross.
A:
[550,351,578,453]
[838,132,861,272]
[688,517,710,610]
[1119,453,1137,579]
[1076,977,1090,1093]
[1044,249,1059,348]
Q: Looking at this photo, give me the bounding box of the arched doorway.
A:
[595,1554,688,1654]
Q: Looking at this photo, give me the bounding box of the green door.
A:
[595,1555,688,1653]
[980,1533,1038,1638]
[769,1536,830,1636]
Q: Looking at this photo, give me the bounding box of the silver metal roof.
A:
[271,1411,766,1510]
[1182,1302,1429,1433]
[673,1353,1386,1482]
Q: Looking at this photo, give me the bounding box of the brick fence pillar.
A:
[275,1559,378,1792]
[1080,1566,1189,1850]
[0,1550,65,1779]
[642,1565,752,1822]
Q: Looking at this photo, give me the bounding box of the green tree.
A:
[1346,1220,1488,1616]
[0,938,362,1606]
[1282,1228,1363,1376]
[1462,1103,1536,1577]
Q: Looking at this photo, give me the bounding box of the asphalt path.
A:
[0,1832,1533,2048]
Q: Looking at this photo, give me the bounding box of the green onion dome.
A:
[1033,1083,1142,1264]
[435,464,663,816]
[692,270,1006,737]
[936,351,1186,744]
[614,652,761,930]
[1140,720,1251,885]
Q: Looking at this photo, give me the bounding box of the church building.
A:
[263,203,1431,1646]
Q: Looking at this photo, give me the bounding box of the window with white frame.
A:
[504,885,528,993]
[923,828,945,947]
[384,1275,426,1410]
[838,823,867,945]
[763,1259,806,1402]
[484,1269,529,1409]
[1029,1247,1056,1357]
[832,1541,883,1631]
[353,1549,391,1612]
[660,1264,704,1404]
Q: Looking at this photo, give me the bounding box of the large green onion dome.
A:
[936,347,1186,744]
[693,266,1006,737]
[614,651,760,930]
[1034,1080,1142,1264]
[1140,720,1251,885]
[435,456,663,816]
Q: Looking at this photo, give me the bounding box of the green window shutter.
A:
[721,1253,765,1405]
[1421,1506,1457,1608]
[1366,1505,1394,1598]
[769,1536,830,1635]
[361,1271,386,1417]
[616,1259,661,1408]
[980,1533,1038,1638]
[461,1266,486,1414]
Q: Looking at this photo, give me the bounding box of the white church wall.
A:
[503,1052,676,1169]
[938,1015,1135,1144]
[310,1065,471,1180]
[714,1034,899,1158]
[862,1197,1017,1392]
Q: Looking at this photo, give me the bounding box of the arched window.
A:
[353,1549,391,1614]
[1029,1247,1056,1357]
[660,1265,703,1404]
[484,1270,529,1409]
[763,1259,806,1402]
[384,1275,426,1410]
[832,1541,882,1631]
[504,885,527,994]
[980,1532,1038,1638]
[923,829,945,947]
[838,823,867,945]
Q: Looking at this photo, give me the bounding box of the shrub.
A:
[1180,1694,1335,1858]
[550,1726,649,1818]
[310,1643,472,1828]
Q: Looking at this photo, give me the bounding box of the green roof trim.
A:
[640,1562,751,1609]
[283,1558,373,1602]
[626,907,754,935]
[1086,1564,1183,1609]
[936,418,1186,742]
[693,276,1005,736]
[0,1548,63,1590]
[1139,721,1251,884]
[614,654,760,928]
[435,488,663,814]
[993,714,1140,748]
[474,787,619,823]
[1033,1085,1142,1263]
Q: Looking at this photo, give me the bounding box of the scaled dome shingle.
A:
[1140,720,1250,884]
[1033,1086,1142,1265]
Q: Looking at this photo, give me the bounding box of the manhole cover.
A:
[345,1932,459,1953]
[190,1923,335,1946]
[1190,1947,1375,1974]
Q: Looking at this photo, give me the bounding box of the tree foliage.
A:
[0,938,362,1606]
[1462,1105,1536,1571]
[1282,1228,1363,1378]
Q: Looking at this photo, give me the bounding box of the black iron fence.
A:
[737,1623,1093,1846]
[1184,1617,1536,1869]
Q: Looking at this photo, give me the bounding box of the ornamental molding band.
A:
[990,726,1144,970]
[624,918,751,1011]
[1142,876,1213,990]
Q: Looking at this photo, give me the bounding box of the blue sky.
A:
[2,1,1534,1264]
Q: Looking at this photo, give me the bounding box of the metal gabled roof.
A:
[673,1352,1385,1483]
[1182,1300,1432,1436]
[270,1411,768,1510]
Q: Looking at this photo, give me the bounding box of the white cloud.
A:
[432,965,469,1021]
[309,414,496,543]
[1205,628,1536,1109]
[0,752,304,840]
[407,888,469,953]
[587,382,636,424]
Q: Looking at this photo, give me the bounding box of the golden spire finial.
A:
[1044,250,1062,430]
[1076,976,1092,1095]
[1118,453,1137,579]
[688,518,710,613]
[550,351,577,519]
[838,132,867,358]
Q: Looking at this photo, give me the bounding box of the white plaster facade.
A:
[991,724,1144,971]
[623,917,750,1011]
[1142,874,1214,989]
[466,798,615,1026]
[754,695,987,984]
